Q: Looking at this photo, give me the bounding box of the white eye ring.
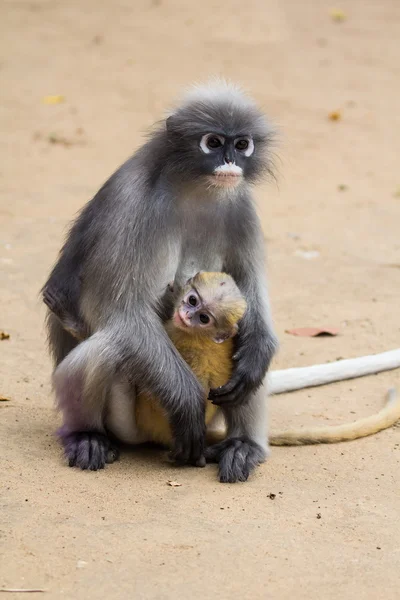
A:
[235,137,254,157]
[200,133,225,154]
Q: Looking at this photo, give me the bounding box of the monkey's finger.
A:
[171,442,189,465]
[204,442,225,463]
[195,455,206,468]
[210,382,248,406]
[208,374,241,398]
[211,394,240,406]
[171,437,205,466]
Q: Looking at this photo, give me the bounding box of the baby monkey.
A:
[135,272,247,450]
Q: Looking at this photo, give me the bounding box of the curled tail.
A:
[207,389,400,447]
[269,388,399,445]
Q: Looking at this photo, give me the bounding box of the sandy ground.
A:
[1,0,400,598]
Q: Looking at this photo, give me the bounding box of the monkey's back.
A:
[135,329,234,447]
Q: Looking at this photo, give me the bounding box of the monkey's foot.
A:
[62,431,120,471]
[205,437,267,483]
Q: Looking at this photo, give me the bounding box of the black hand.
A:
[170,405,207,467]
[209,329,277,406]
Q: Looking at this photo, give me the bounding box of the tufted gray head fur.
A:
[147,80,276,190]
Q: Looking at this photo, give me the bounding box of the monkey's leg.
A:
[205,388,269,483]
[53,333,119,470]
[105,375,149,445]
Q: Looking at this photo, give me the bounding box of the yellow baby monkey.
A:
[135,272,247,446]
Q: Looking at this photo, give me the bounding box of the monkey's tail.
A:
[268,348,400,395]
[269,388,399,446]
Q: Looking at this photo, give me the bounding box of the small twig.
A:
[0,590,46,594]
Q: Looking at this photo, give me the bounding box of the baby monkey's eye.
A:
[188,295,197,306]
[199,313,210,324]
[235,139,249,150]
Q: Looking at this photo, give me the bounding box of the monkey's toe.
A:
[105,446,120,464]
[63,432,116,471]
[207,437,267,483]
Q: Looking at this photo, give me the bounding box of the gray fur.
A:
[44,80,277,479]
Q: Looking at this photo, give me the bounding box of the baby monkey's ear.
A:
[185,271,203,286]
[213,323,239,344]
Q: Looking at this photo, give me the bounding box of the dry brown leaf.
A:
[286,327,339,337]
[0,396,11,401]
[330,9,346,22]
[167,480,182,487]
[0,331,10,340]
[42,95,64,104]
[48,133,86,148]
[328,110,341,121]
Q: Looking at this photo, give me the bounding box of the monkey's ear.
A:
[186,271,203,285]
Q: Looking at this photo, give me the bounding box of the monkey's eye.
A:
[188,295,197,306]
[199,313,210,324]
[234,137,254,156]
[235,139,249,151]
[200,134,225,154]
[207,136,223,149]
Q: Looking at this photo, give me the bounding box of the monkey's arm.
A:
[209,202,277,406]
[117,312,208,465]
[43,285,88,341]
[41,202,96,342]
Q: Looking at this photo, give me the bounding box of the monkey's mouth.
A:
[212,164,243,187]
[173,310,189,329]
[210,173,243,188]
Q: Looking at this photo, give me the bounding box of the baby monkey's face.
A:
[173,288,216,334]
[171,273,245,344]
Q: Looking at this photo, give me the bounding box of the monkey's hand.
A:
[169,407,207,467]
[208,326,277,406]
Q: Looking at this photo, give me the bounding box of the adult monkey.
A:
[43,80,278,482]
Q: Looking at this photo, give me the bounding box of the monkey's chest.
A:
[174,206,226,288]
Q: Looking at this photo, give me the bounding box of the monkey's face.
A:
[173,288,235,344]
[169,131,264,190]
[173,289,215,331]
[198,133,253,189]
[165,98,274,189]
[172,277,243,344]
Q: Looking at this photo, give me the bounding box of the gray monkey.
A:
[42,80,278,483]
